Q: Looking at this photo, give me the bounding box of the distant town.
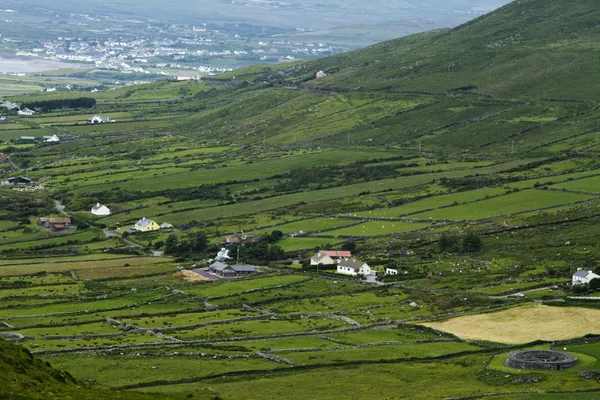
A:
[0,8,344,79]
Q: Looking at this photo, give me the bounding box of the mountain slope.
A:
[168,0,600,151]
[296,0,600,100]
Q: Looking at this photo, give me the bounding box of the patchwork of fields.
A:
[3,21,600,397]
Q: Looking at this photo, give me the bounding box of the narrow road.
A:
[54,200,70,217]
[6,155,20,170]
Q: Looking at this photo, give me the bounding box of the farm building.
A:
[208,261,255,277]
[88,116,111,123]
[0,116,10,124]
[224,237,241,245]
[38,217,71,231]
[316,70,327,79]
[43,135,60,143]
[385,268,399,275]
[160,222,174,231]
[19,136,36,144]
[0,101,19,111]
[135,217,160,232]
[91,203,111,216]
[572,268,600,285]
[17,108,35,116]
[8,176,32,185]
[337,260,371,276]
[310,250,352,266]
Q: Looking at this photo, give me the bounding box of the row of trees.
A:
[22,97,96,111]
[161,233,209,256]
[439,232,483,254]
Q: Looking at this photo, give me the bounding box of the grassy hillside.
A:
[0,340,184,400]
[294,0,600,100]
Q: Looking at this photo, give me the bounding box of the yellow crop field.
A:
[421,305,600,344]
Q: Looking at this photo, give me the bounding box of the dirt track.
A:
[176,270,210,282]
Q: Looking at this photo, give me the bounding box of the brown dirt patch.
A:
[176,270,210,282]
[421,304,600,344]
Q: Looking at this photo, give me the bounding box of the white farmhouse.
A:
[91,203,110,216]
[88,116,110,124]
[572,268,600,285]
[44,135,60,143]
[337,260,371,276]
[17,108,35,116]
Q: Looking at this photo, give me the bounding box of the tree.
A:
[270,230,284,242]
[188,232,208,252]
[439,233,460,253]
[341,241,357,251]
[462,231,482,253]
[589,278,600,291]
[164,234,179,255]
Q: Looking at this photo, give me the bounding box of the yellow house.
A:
[135,217,160,232]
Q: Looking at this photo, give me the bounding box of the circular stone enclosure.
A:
[505,350,578,371]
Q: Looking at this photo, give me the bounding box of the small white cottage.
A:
[337,260,371,276]
[91,203,111,216]
[572,268,600,285]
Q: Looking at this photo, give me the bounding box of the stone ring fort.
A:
[505,350,578,371]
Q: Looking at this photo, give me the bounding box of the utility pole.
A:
[347,133,350,149]
[418,140,422,156]
[596,132,598,147]
[263,132,266,147]
[511,140,515,155]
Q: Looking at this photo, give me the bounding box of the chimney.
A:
[96,203,100,207]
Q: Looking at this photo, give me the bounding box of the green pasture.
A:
[0,253,131,266]
[265,290,408,314]
[250,217,356,235]
[172,317,348,341]
[181,275,306,299]
[44,354,282,388]
[0,257,172,277]
[354,187,506,219]
[283,341,480,365]
[553,174,600,193]
[322,221,431,237]
[410,190,592,221]
[0,282,86,298]
[86,149,399,191]
[0,289,166,318]
[278,237,341,251]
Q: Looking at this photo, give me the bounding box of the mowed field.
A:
[422,305,600,344]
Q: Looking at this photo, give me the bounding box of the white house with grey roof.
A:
[337,260,371,276]
[572,268,600,285]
